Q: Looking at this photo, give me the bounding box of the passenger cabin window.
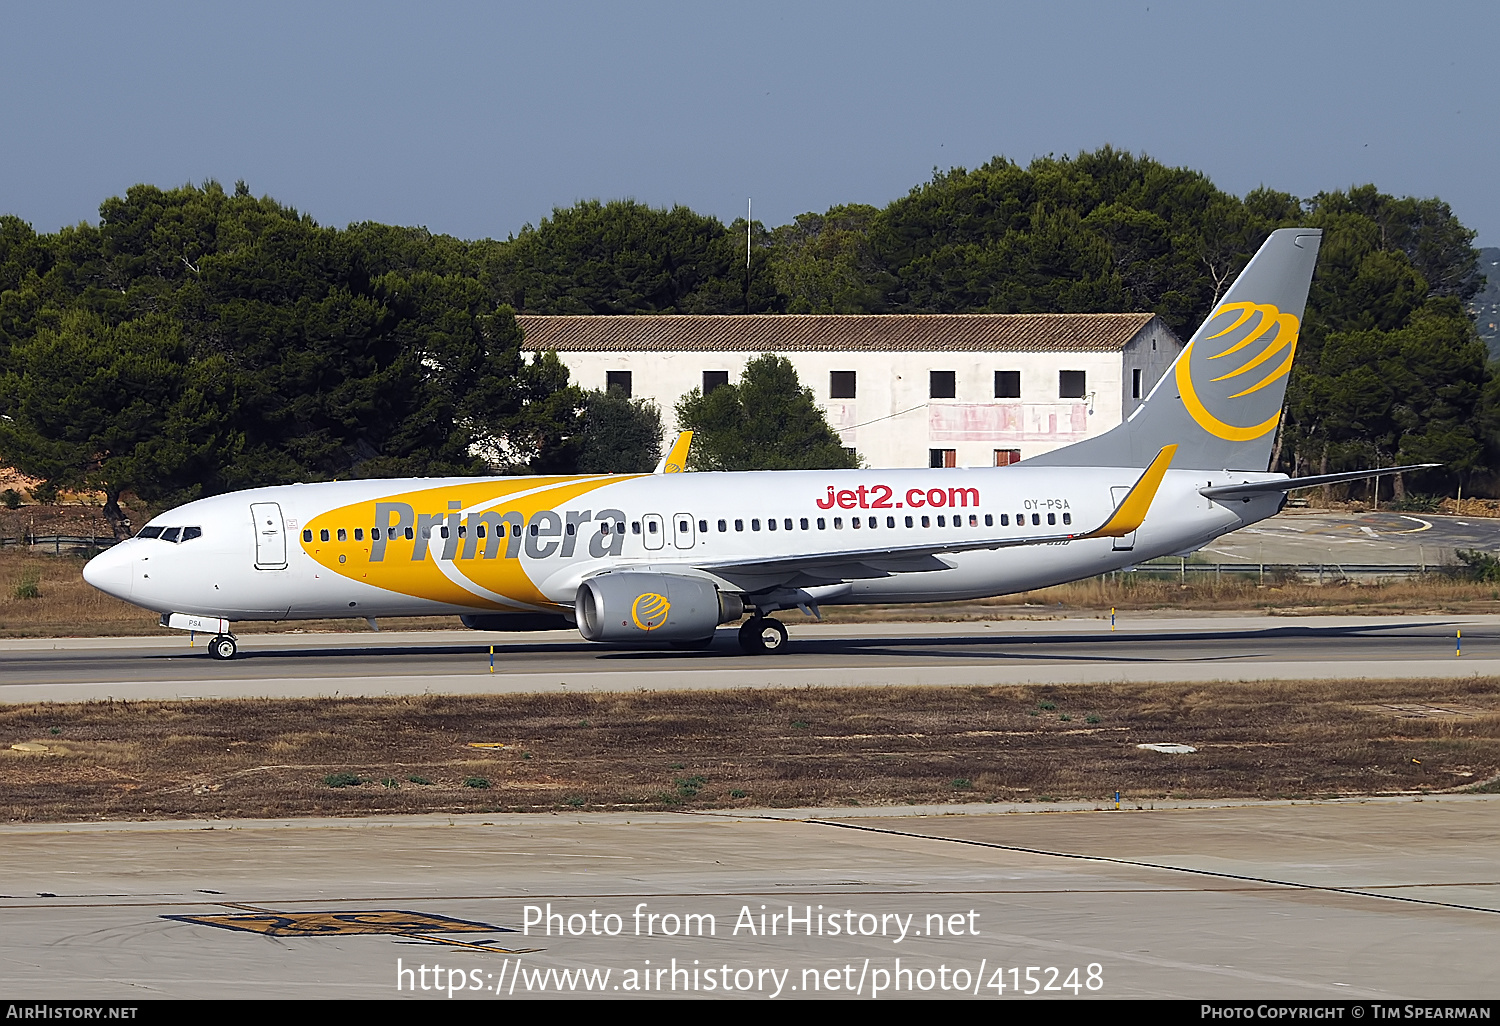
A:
[354,528,363,541]
[718,519,727,532]
[303,529,313,542]
[606,370,632,397]
[319,529,330,542]
[829,371,856,399]
[338,528,347,541]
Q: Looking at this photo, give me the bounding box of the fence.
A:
[1114,559,1446,584]
[0,534,120,556]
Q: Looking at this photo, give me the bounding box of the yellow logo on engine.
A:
[1176,301,1300,442]
[631,592,671,630]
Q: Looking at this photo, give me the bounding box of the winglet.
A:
[655,431,694,474]
[1082,444,1177,539]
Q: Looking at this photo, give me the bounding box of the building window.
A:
[1132,368,1143,400]
[830,370,856,399]
[1059,370,1086,399]
[930,370,956,399]
[930,449,957,468]
[703,370,729,394]
[994,370,1020,398]
[994,449,1021,467]
[606,370,632,397]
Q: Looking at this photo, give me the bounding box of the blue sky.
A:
[3,1,1496,245]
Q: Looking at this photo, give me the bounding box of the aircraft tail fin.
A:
[1027,227,1322,471]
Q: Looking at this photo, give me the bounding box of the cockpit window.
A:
[182,526,202,541]
[160,527,181,543]
[138,526,163,539]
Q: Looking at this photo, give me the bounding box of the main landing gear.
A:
[207,634,239,660]
[738,617,788,655]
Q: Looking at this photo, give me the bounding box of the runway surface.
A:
[2,797,1496,999]
[1,615,1496,704]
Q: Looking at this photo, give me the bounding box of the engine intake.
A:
[575,572,743,642]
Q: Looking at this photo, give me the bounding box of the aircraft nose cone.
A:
[83,543,133,601]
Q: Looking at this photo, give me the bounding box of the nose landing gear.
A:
[738,617,788,654]
[207,635,239,660]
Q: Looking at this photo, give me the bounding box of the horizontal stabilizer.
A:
[1200,463,1440,500]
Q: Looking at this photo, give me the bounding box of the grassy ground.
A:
[2,679,1498,822]
[7,546,1500,638]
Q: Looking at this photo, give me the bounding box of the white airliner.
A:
[82,228,1424,659]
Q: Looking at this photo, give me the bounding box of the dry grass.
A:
[2,678,1499,822]
[822,573,1500,620]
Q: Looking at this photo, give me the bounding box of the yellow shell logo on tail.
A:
[631,592,671,630]
[1176,301,1300,442]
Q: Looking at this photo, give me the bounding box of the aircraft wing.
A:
[691,445,1177,587]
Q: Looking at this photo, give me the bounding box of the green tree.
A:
[576,387,663,474]
[675,354,859,471]
[0,310,233,535]
[500,199,779,313]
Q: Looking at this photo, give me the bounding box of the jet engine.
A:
[574,572,743,643]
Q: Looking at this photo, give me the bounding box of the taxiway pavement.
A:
[1,615,1495,704]
[1,797,1496,999]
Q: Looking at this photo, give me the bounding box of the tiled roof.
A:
[517,313,1168,353]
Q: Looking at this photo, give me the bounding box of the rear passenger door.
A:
[1108,487,1135,551]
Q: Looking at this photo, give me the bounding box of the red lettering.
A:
[837,489,857,509]
[949,487,979,507]
[816,486,836,509]
[855,485,870,508]
[927,488,947,508]
[906,488,926,508]
[870,484,894,509]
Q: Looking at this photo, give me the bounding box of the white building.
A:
[519,313,1183,470]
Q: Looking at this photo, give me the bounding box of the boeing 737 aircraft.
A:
[82,228,1425,659]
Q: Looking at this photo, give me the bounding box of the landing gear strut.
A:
[207,634,239,660]
[738,617,788,655]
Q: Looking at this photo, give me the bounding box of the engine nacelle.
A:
[575,572,743,643]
